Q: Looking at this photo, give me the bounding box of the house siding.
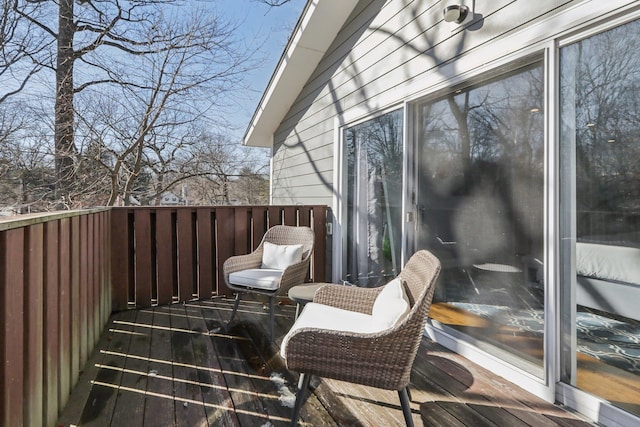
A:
[270,0,600,205]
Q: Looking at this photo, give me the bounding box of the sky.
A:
[4,0,306,149]
[208,0,307,143]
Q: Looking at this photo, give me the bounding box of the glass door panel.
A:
[560,18,640,416]
[415,61,546,373]
[343,109,404,287]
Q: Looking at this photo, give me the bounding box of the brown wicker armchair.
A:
[224,225,315,340]
[281,250,441,427]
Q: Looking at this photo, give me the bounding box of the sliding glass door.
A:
[337,17,640,421]
[414,61,546,373]
[560,18,640,416]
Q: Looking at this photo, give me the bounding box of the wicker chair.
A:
[223,225,315,340]
[281,250,441,427]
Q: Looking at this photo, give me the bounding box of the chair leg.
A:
[229,292,242,326]
[294,303,301,320]
[398,387,414,427]
[268,295,275,341]
[290,373,311,426]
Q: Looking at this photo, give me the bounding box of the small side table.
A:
[470,263,522,294]
[288,283,326,319]
[473,263,522,274]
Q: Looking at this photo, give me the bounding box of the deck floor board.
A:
[143,307,179,427]
[58,297,595,427]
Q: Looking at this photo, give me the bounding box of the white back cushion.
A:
[261,241,303,270]
[371,278,410,330]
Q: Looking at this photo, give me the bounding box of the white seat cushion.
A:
[371,278,410,330]
[229,268,283,291]
[281,278,412,360]
[281,302,383,359]
[262,241,304,270]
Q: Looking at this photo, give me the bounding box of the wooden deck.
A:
[57,297,596,427]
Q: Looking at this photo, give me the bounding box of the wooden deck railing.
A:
[0,204,328,427]
[110,205,327,310]
[0,209,112,427]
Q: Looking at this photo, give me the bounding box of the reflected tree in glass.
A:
[344,109,403,287]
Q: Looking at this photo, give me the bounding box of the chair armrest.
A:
[223,251,263,283]
[278,258,312,295]
[284,325,420,389]
[313,284,383,315]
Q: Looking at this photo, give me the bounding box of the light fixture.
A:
[443,4,469,24]
[530,107,540,113]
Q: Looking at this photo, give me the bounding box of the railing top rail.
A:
[0,207,111,232]
[0,205,328,232]
[110,204,325,210]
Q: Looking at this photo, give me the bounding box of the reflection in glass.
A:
[416,61,545,372]
[561,18,640,416]
[343,109,403,287]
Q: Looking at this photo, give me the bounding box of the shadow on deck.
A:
[57,297,594,427]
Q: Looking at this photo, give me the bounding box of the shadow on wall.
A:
[270,0,388,199]
[272,1,488,202]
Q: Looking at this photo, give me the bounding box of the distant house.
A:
[244,1,640,426]
[159,192,185,206]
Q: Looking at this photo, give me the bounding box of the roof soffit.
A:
[243,0,360,147]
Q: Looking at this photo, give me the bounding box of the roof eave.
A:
[243,0,359,147]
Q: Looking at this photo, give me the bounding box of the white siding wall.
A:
[269,0,633,205]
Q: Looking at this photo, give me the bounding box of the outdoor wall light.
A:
[443,4,469,24]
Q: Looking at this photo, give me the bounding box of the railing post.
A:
[110,208,131,311]
[0,228,26,427]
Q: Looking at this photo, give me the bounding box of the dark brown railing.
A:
[110,205,327,310]
[0,204,328,427]
[0,209,112,427]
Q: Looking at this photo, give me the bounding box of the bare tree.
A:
[1,1,51,104]
[178,133,268,205]
[0,106,56,211]
[1,0,51,195]
[230,165,269,205]
[80,6,255,206]
[14,0,259,207]
[256,0,293,6]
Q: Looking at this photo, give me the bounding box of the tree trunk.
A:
[154,175,164,205]
[54,0,76,203]
[222,175,230,204]
[448,94,472,191]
